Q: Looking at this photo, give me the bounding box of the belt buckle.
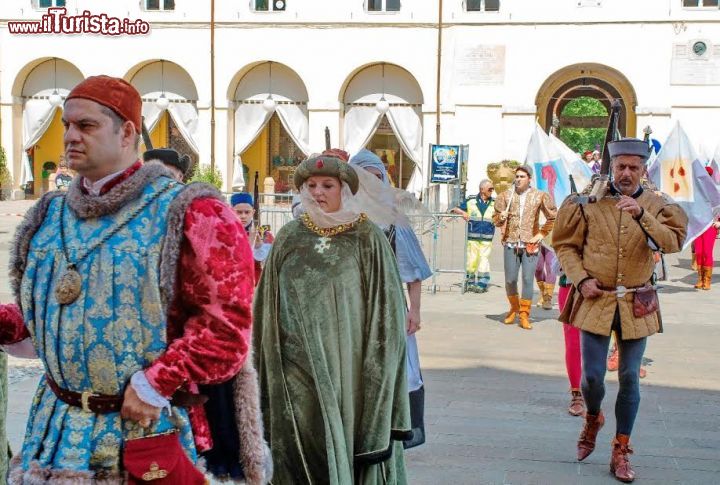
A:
[616,285,627,299]
[81,390,97,413]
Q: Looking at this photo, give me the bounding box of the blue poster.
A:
[430,145,460,183]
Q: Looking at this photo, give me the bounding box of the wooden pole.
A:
[210,0,216,172]
[435,0,443,144]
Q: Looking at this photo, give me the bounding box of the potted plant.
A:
[0,147,13,201]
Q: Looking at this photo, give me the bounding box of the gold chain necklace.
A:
[300,213,367,237]
[55,182,177,305]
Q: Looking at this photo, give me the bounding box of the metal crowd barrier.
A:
[413,213,468,294]
[226,194,469,293]
[258,207,295,232]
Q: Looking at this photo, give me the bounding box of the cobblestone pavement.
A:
[1,201,719,484]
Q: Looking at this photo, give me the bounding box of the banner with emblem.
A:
[648,122,720,249]
[524,124,571,207]
[549,133,594,194]
[711,144,720,185]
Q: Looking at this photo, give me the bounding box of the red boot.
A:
[610,434,635,482]
[577,410,605,461]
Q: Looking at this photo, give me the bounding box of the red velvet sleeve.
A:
[0,303,30,345]
[145,198,254,398]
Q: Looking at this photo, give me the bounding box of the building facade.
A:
[1,0,719,198]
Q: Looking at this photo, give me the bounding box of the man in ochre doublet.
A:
[553,138,687,483]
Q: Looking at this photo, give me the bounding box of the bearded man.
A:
[553,138,687,483]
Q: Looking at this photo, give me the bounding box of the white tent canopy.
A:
[131,61,201,154]
[232,62,311,190]
[343,64,424,194]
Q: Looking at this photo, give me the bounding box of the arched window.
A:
[558,97,608,154]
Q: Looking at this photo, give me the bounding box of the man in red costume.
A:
[0,75,270,484]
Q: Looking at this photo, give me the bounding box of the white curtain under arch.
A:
[343,105,383,156]
[232,102,310,190]
[386,105,424,194]
[232,103,272,190]
[21,93,68,185]
[343,104,424,194]
[276,103,310,156]
[141,97,200,154]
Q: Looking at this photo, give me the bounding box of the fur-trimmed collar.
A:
[66,161,177,219]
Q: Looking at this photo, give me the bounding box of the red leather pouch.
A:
[124,431,206,485]
[633,287,659,318]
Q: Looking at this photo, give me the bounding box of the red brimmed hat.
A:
[66,75,142,133]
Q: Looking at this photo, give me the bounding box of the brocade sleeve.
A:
[145,198,255,397]
[492,191,508,227]
[0,303,30,345]
[539,192,557,236]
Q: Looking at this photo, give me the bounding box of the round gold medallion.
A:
[55,266,82,305]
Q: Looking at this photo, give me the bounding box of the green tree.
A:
[0,146,13,201]
[559,97,608,154]
[188,163,223,190]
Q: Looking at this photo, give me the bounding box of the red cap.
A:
[66,75,142,133]
[706,166,714,177]
[322,148,350,162]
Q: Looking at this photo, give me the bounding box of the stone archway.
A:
[126,60,201,176]
[340,62,424,192]
[536,63,637,138]
[230,61,310,192]
[12,57,84,197]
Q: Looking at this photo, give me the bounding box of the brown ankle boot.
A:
[535,281,545,307]
[610,434,635,482]
[568,390,585,417]
[577,410,605,461]
[703,266,712,290]
[518,299,533,329]
[504,295,520,324]
[542,284,555,310]
[695,267,705,289]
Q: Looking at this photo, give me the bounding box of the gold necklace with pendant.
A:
[55,182,177,305]
[300,213,367,237]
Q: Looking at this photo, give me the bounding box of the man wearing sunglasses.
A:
[453,179,496,293]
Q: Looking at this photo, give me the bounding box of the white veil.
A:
[297,151,431,231]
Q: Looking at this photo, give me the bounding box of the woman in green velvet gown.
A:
[254,155,411,484]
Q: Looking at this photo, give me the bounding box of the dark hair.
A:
[101,106,140,149]
[515,164,533,178]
